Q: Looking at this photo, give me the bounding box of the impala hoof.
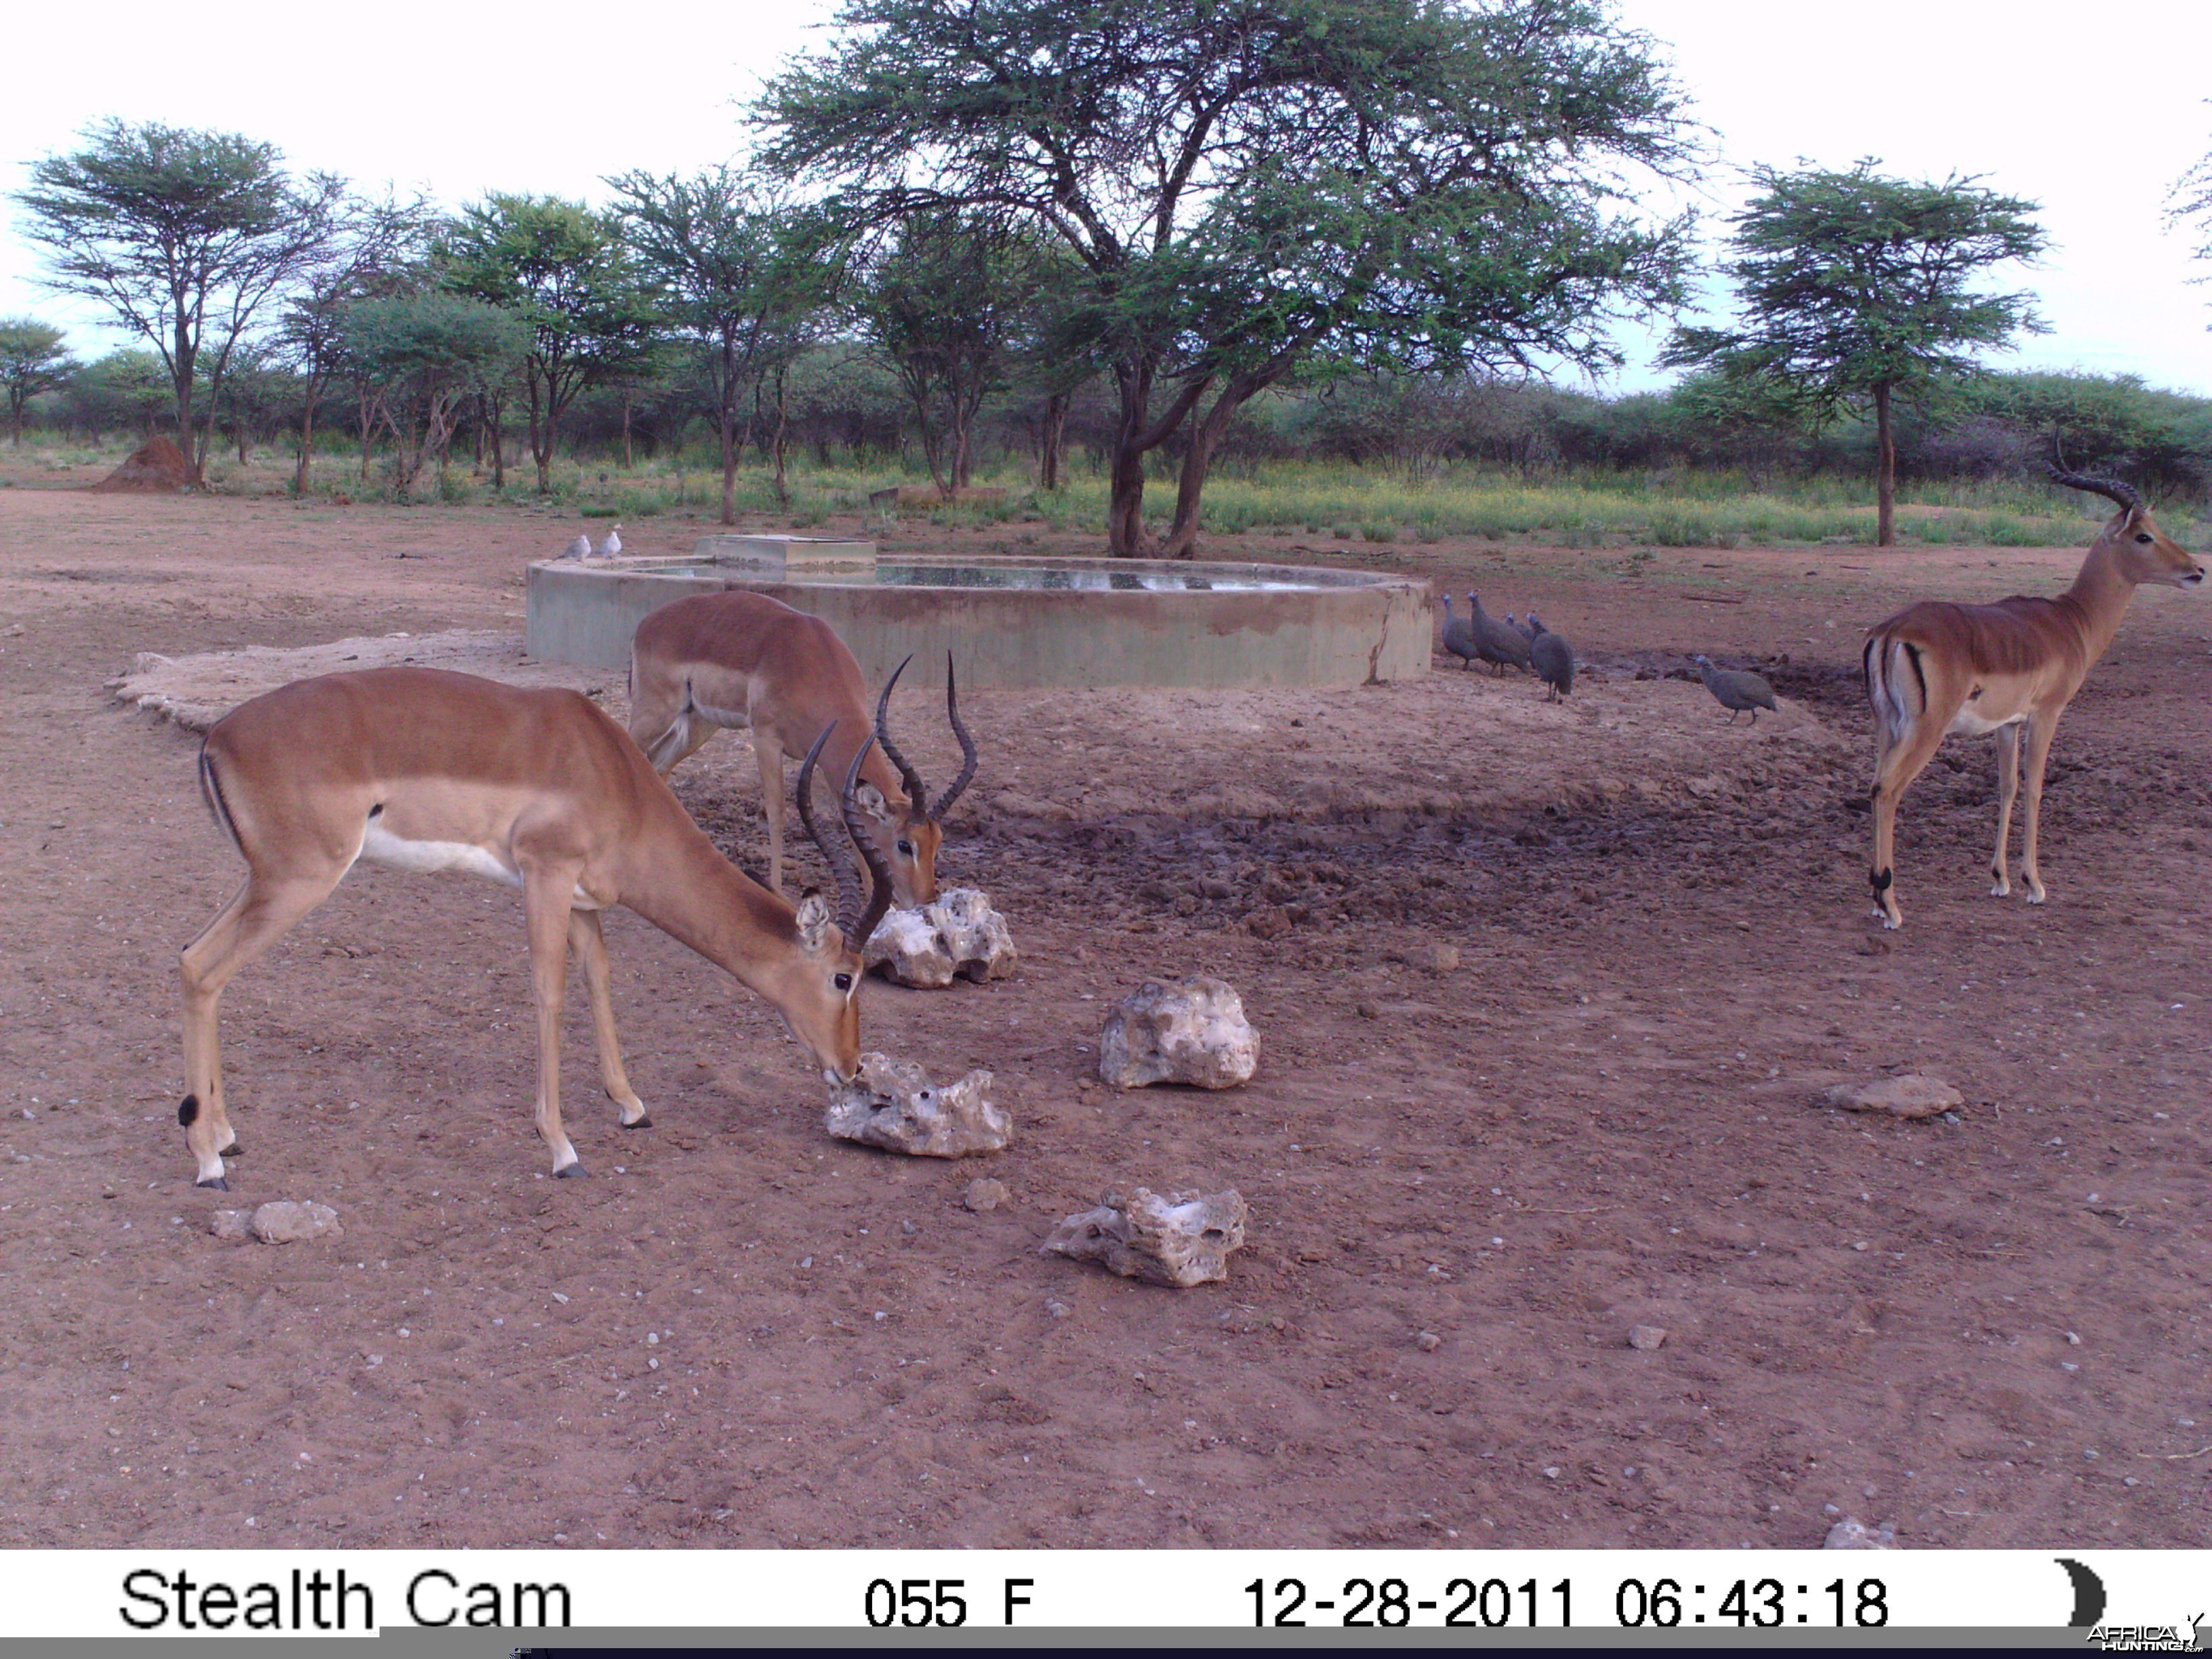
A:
[220,1140,243,1158]
[197,1175,228,1191]
[1989,882,2009,897]
[621,1113,653,1130]
[555,1163,590,1179]
[2024,891,2047,906]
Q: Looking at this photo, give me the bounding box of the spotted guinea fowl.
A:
[1467,592,1533,675]
[1439,594,1481,670]
[1528,616,1574,701]
[1692,654,1779,724]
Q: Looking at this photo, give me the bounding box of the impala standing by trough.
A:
[1862,466,2203,929]
[627,590,978,906]
[178,667,893,1188]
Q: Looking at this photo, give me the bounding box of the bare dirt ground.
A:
[0,475,2207,1552]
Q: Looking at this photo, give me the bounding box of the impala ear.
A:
[795,890,833,954]
[853,781,896,825]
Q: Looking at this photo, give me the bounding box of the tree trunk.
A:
[489,394,506,491]
[237,417,249,466]
[1162,382,1249,558]
[621,392,634,470]
[769,367,790,508]
[1104,359,1211,557]
[293,390,317,495]
[1873,382,1896,548]
[719,406,738,527]
[358,388,375,481]
[171,310,202,485]
[1038,392,1069,491]
[526,369,552,493]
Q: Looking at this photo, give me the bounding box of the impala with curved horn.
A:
[178,666,893,1187]
[626,590,979,907]
[1862,464,2203,929]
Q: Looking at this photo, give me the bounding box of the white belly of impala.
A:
[358,825,523,887]
[1947,705,2024,737]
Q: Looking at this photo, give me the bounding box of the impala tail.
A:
[197,745,243,857]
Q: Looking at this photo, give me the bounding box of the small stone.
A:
[1244,905,1292,941]
[1822,1517,1896,1550]
[1420,943,1461,974]
[209,1210,251,1241]
[1628,1324,1667,1351]
[1044,1298,1072,1320]
[1042,1187,1248,1288]
[1100,977,1258,1090]
[825,1054,1010,1158]
[247,1200,341,1244]
[963,1177,1009,1213]
[1414,1330,1441,1352]
[1355,998,1382,1020]
[1823,1074,1963,1120]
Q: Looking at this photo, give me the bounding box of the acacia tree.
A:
[13,121,344,481]
[760,0,1694,556]
[0,319,77,445]
[1664,161,2045,546]
[274,192,436,493]
[853,212,1044,497]
[439,195,659,492]
[605,168,829,523]
[340,292,525,499]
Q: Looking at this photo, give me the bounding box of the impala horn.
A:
[872,652,980,823]
[872,655,930,816]
[794,723,863,941]
[2046,460,2144,516]
[838,737,897,946]
[933,654,979,821]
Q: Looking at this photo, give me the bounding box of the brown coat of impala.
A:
[626,590,977,907]
[1863,468,2203,928]
[179,667,892,1188]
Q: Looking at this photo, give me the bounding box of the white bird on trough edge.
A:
[561,534,592,559]
[596,523,623,557]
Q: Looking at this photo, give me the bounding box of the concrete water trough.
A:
[525,536,1431,689]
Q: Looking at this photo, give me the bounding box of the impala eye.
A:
[896,840,915,855]
[2136,533,2155,544]
[834,972,853,992]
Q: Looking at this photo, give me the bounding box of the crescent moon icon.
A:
[2056,1558,2106,1628]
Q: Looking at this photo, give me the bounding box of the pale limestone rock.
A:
[1824,1074,1962,1120]
[1100,977,1258,1090]
[209,1210,251,1240]
[1628,1324,1668,1351]
[963,1177,1009,1213]
[1042,1187,1248,1288]
[825,1052,1010,1158]
[248,1200,341,1244]
[1822,1517,1897,1550]
[865,888,1017,988]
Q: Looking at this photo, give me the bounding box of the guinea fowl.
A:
[1693,654,1779,724]
[1528,617,1574,701]
[1439,594,1482,669]
[1466,592,1533,675]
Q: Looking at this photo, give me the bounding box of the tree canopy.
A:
[13,119,345,480]
[0,318,77,445]
[1664,160,2045,544]
[759,0,1698,554]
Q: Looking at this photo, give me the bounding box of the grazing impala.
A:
[179,667,893,1188]
[1863,466,2203,928]
[626,590,978,907]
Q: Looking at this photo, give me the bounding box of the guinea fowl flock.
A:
[1439,591,1776,725]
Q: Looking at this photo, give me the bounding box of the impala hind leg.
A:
[1867,716,1948,930]
[1990,724,2021,897]
[567,909,647,1129]
[755,733,788,894]
[2018,712,2063,905]
[523,868,588,1176]
[178,871,342,1187]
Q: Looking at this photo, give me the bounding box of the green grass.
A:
[16,434,2200,547]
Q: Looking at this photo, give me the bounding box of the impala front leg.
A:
[523,867,586,1176]
[2019,711,2063,905]
[756,733,787,894]
[1990,724,2020,897]
[568,909,648,1129]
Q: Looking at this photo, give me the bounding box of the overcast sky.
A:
[3,0,2208,395]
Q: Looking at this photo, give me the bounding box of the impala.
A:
[1862,466,2203,929]
[178,666,893,1188]
[627,590,977,907]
